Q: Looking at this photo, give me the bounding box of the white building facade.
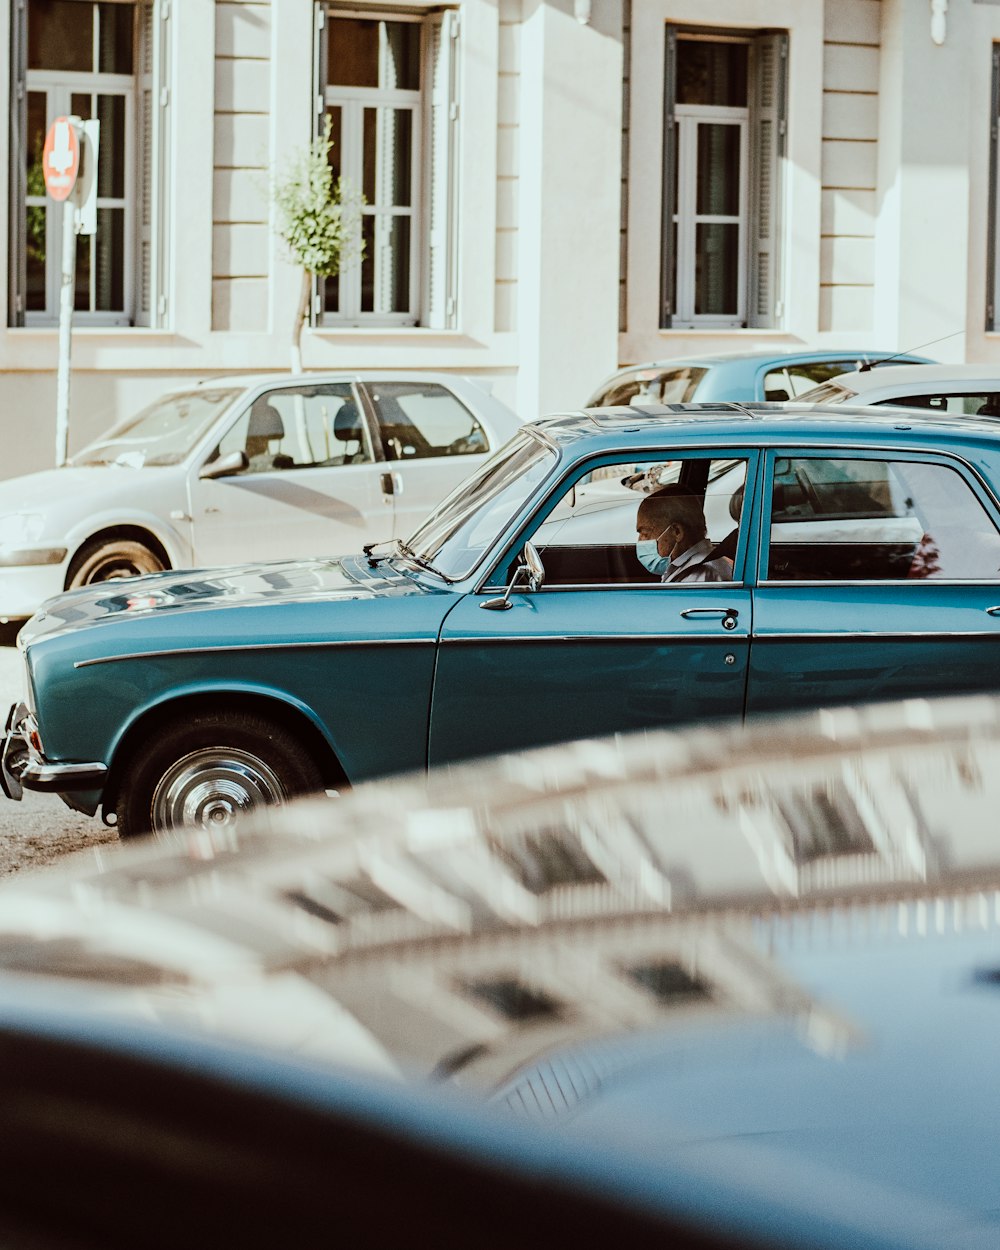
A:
[3,0,1000,478]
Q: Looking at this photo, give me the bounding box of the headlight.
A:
[0,514,44,546]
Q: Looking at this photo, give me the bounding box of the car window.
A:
[593,368,707,407]
[365,382,488,459]
[872,392,1000,417]
[763,362,859,402]
[767,456,1000,581]
[73,387,242,467]
[523,454,750,587]
[214,385,373,472]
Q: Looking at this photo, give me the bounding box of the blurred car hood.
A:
[0,465,154,515]
[3,695,1000,1243]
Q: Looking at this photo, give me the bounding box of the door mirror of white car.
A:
[199,450,249,480]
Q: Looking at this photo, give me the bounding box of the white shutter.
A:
[136,0,171,327]
[747,31,787,329]
[8,0,27,327]
[424,10,460,329]
[987,45,1000,330]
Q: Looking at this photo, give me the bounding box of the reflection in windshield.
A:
[71,388,241,468]
[406,434,557,580]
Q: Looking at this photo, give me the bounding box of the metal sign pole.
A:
[54,184,77,469]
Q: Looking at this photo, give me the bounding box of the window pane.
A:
[372,109,412,208]
[768,458,1000,581]
[28,0,94,72]
[328,17,379,88]
[532,456,748,586]
[95,206,125,310]
[676,40,748,107]
[874,392,996,417]
[97,95,126,197]
[696,124,740,217]
[26,90,47,184]
[325,106,342,182]
[98,2,133,74]
[74,227,91,312]
[384,217,410,313]
[26,205,47,312]
[235,385,371,469]
[71,91,93,121]
[369,383,486,459]
[384,21,420,90]
[694,223,739,315]
[360,215,375,312]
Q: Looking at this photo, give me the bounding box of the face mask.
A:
[636,536,671,576]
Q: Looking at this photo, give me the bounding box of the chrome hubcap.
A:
[151,747,285,833]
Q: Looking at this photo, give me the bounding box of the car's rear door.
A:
[429,450,760,767]
[748,448,1000,713]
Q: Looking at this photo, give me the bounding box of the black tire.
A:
[114,710,324,838]
[67,538,165,589]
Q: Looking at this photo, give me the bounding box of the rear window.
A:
[593,367,707,407]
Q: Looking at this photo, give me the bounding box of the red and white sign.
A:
[42,117,79,202]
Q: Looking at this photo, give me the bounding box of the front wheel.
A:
[67,537,165,588]
[114,710,324,838]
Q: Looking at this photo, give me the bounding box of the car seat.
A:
[333,401,366,464]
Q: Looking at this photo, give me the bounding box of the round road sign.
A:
[42,117,80,202]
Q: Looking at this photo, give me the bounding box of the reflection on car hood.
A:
[4,695,1000,1241]
[21,554,417,640]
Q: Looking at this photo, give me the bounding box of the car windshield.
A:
[794,381,857,404]
[71,388,242,468]
[405,433,557,580]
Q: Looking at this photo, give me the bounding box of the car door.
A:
[748,448,1000,714]
[429,450,760,767]
[360,381,498,539]
[187,383,392,565]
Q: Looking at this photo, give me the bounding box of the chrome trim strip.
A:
[478,581,744,594]
[441,633,746,645]
[752,631,1000,641]
[74,637,434,669]
[758,579,1000,588]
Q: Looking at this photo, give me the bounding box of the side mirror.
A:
[481,542,546,611]
[199,450,248,480]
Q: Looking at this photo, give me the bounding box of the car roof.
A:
[177,371,486,392]
[529,401,1000,449]
[824,362,1000,391]
[604,348,925,373]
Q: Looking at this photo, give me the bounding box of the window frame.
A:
[661,25,787,332]
[8,0,171,330]
[481,448,761,593]
[758,447,1000,587]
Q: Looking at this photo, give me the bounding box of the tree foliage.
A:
[272,116,363,279]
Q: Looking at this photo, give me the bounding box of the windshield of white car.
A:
[71,388,242,467]
[405,433,557,580]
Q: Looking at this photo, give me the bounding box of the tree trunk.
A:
[290,269,312,374]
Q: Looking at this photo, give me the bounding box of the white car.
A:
[795,362,1000,414]
[0,372,521,622]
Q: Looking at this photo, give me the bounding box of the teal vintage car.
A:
[6,403,1000,836]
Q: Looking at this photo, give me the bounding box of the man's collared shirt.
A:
[661,538,733,583]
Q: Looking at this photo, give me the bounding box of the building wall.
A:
[820,0,880,332]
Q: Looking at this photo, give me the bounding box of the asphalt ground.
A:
[0,637,117,877]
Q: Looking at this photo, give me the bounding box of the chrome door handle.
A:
[681,607,739,630]
[987,606,1000,616]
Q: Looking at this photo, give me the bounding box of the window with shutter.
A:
[7,0,171,329]
[660,26,787,331]
[317,4,459,329]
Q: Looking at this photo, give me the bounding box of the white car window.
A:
[215,385,373,473]
[366,382,488,460]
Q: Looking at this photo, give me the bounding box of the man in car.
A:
[635,485,734,583]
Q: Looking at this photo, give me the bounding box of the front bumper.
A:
[0,702,107,801]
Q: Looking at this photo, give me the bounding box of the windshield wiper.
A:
[392,539,453,583]
[362,538,395,568]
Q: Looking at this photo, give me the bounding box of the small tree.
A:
[272,117,364,373]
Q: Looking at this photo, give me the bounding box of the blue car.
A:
[5,400,1000,836]
[586,347,932,406]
